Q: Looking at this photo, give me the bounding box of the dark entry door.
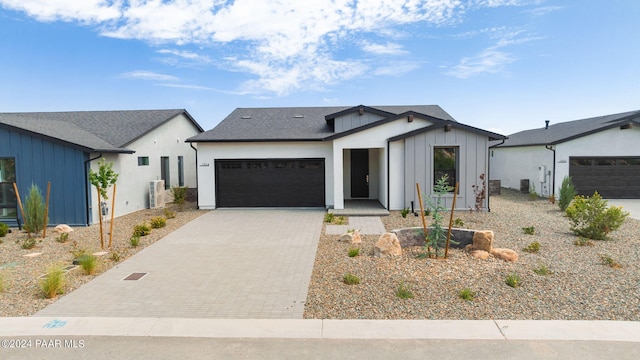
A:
[351,149,369,198]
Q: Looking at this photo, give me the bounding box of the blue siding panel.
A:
[0,126,89,226]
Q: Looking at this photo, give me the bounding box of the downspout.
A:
[84,153,103,226]
[190,143,199,209]
[545,144,556,198]
[487,139,506,212]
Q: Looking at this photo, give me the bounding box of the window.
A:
[161,156,170,189]
[0,158,17,219]
[138,156,149,166]
[433,147,458,190]
[177,156,184,187]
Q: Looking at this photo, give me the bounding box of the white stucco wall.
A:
[195,141,333,209]
[88,114,201,224]
[490,145,553,197]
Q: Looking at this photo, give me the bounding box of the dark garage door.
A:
[569,157,640,198]
[215,159,325,207]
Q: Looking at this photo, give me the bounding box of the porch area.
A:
[328,200,389,216]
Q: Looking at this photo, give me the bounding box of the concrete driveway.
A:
[35,209,324,319]
[606,199,640,220]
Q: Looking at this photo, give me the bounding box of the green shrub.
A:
[522,226,535,235]
[150,216,166,229]
[600,254,622,268]
[40,265,65,299]
[130,235,141,247]
[110,252,122,262]
[523,241,540,253]
[533,264,553,276]
[395,282,414,299]
[323,213,334,223]
[558,176,576,211]
[21,238,36,249]
[164,208,176,219]
[133,223,151,237]
[454,218,464,227]
[505,273,521,288]
[342,273,360,285]
[0,222,9,237]
[171,186,188,208]
[458,288,476,301]
[348,248,360,257]
[400,208,410,218]
[565,192,629,240]
[573,237,594,247]
[529,183,537,200]
[24,184,48,237]
[79,254,98,275]
[55,232,69,243]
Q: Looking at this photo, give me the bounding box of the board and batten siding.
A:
[334,112,386,132]
[398,127,489,211]
[0,126,89,226]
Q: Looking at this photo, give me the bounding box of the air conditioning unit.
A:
[149,180,165,209]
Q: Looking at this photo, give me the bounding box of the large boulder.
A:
[338,230,361,244]
[374,233,402,257]
[469,249,490,260]
[472,230,493,252]
[491,248,519,262]
[54,224,74,234]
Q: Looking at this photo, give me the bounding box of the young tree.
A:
[24,184,48,238]
[89,159,119,249]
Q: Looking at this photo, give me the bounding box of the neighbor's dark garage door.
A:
[569,157,640,198]
[215,159,325,207]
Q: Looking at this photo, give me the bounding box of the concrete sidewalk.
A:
[35,209,324,319]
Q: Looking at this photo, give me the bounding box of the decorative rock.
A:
[339,233,353,242]
[469,249,490,260]
[491,248,519,262]
[351,230,362,244]
[374,233,402,257]
[472,230,493,252]
[54,224,74,233]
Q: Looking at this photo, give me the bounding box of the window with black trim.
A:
[433,147,458,190]
[138,157,149,166]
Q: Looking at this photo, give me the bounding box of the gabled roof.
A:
[496,110,640,148]
[187,105,459,142]
[0,109,203,153]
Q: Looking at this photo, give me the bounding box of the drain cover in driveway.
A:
[123,272,148,281]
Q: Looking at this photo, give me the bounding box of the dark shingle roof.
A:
[187,105,457,142]
[497,110,640,147]
[0,109,203,153]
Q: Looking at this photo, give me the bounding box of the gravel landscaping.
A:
[304,189,640,320]
[0,203,205,317]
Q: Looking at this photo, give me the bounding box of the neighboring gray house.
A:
[187,105,506,211]
[491,110,640,199]
[0,109,203,227]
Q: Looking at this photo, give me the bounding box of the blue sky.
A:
[1,0,638,135]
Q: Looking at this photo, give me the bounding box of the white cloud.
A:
[120,70,179,82]
[373,61,422,76]
[526,5,563,17]
[1,0,533,94]
[445,28,541,78]
[362,41,408,55]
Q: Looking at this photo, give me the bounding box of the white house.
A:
[491,110,640,199]
[0,109,203,226]
[186,105,506,211]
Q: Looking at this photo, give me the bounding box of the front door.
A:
[351,149,369,198]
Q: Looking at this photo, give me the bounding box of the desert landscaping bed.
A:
[0,203,205,317]
[304,189,640,320]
